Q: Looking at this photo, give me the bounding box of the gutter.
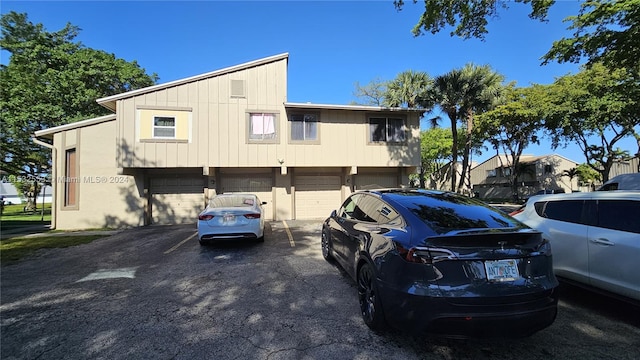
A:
[31,136,56,230]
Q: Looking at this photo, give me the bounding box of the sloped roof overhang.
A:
[96,53,290,111]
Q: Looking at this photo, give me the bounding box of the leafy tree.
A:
[542,0,640,70]
[393,0,552,40]
[394,0,640,70]
[419,127,454,189]
[352,77,387,106]
[576,163,602,188]
[542,63,639,181]
[1,12,158,209]
[384,70,432,108]
[476,85,543,199]
[429,63,504,193]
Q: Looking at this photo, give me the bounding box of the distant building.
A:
[470,154,579,200]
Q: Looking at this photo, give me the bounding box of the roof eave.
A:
[34,114,117,139]
[96,52,290,108]
[284,102,425,113]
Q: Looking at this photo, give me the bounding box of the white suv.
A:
[511,191,640,302]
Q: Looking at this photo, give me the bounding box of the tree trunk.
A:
[449,112,458,192]
[457,110,473,193]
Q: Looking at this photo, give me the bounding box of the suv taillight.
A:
[509,206,525,217]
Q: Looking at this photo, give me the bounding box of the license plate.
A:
[484,259,519,282]
[223,214,235,224]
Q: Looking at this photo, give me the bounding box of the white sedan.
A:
[197,193,265,244]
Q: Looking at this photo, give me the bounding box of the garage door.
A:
[354,173,398,190]
[219,175,274,220]
[295,175,342,219]
[150,176,204,225]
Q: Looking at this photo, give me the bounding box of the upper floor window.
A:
[153,116,176,138]
[136,106,192,143]
[247,112,279,143]
[487,169,497,178]
[544,164,553,174]
[289,113,318,142]
[369,117,406,143]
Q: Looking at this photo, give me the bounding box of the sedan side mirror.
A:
[331,209,337,217]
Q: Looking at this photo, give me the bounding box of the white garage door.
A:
[219,175,274,220]
[150,176,204,225]
[354,173,398,190]
[295,175,342,219]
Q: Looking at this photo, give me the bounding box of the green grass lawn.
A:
[1,234,110,264]
[0,203,52,231]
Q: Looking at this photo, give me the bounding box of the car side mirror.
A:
[331,209,337,217]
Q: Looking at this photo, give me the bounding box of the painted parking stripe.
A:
[282,221,295,247]
[165,231,198,254]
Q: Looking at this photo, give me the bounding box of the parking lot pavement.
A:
[1,222,639,360]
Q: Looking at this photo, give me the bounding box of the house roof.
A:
[284,102,425,113]
[34,114,117,139]
[96,53,290,111]
[471,153,580,170]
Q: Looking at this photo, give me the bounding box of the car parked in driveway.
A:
[197,193,266,244]
[511,191,640,302]
[597,173,640,191]
[321,189,558,338]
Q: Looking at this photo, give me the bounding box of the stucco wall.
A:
[54,121,145,230]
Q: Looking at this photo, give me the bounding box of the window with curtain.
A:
[249,113,277,141]
[290,113,318,141]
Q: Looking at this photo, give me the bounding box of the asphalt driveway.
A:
[1,221,639,360]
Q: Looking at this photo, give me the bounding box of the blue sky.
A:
[2,0,637,164]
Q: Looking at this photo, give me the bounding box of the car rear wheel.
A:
[357,263,386,331]
[321,228,334,262]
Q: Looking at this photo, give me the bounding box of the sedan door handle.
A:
[590,238,615,246]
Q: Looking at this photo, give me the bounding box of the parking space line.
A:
[282,221,295,247]
[164,231,198,254]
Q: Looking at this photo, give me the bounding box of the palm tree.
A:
[562,167,579,191]
[430,64,504,192]
[384,70,431,108]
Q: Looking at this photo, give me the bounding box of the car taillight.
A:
[509,206,525,217]
[198,214,214,221]
[395,243,456,264]
[244,213,261,219]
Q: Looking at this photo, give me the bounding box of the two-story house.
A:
[33,53,424,230]
[470,154,579,200]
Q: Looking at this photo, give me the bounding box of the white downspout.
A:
[32,136,57,230]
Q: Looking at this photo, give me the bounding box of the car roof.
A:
[526,190,640,203]
[598,173,640,190]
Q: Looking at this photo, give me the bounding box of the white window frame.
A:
[153,116,177,139]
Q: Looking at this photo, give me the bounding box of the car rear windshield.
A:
[210,196,255,208]
[390,192,524,235]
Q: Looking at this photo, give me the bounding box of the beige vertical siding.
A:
[114,58,419,170]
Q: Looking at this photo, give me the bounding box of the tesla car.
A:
[511,191,640,302]
[322,189,558,338]
[197,193,265,244]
